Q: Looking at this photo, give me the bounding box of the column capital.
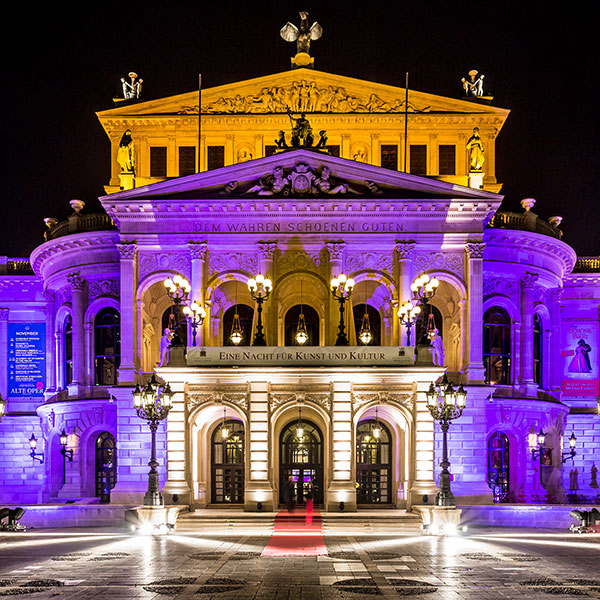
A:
[188,241,208,261]
[326,240,345,260]
[465,240,486,258]
[67,272,86,291]
[117,242,138,260]
[395,239,416,259]
[550,287,563,301]
[42,289,56,303]
[257,240,278,260]
[521,271,539,290]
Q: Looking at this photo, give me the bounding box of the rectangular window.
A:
[439,145,456,175]
[207,146,225,170]
[179,146,196,177]
[150,146,167,177]
[264,145,278,157]
[380,145,398,170]
[410,145,427,175]
[326,145,340,157]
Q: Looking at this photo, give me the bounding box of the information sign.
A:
[7,322,46,398]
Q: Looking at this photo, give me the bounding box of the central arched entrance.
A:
[280,420,324,506]
[211,419,245,504]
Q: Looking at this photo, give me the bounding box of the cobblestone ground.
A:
[0,526,599,599]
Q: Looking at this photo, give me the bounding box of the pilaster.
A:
[42,292,56,396]
[520,272,539,395]
[464,242,485,383]
[189,241,208,346]
[327,242,345,346]
[257,241,277,346]
[117,243,138,383]
[549,288,563,391]
[395,240,415,345]
[67,272,86,394]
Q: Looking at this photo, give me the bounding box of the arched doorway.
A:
[95,432,117,498]
[280,420,323,506]
[487,432,509,503]
[284,304,320,346]
[211,419,244,504]
[356,419,392,504]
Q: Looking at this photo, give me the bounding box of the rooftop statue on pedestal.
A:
[280,11,323,69]
[461,69,485,97]
[121,72,143,100]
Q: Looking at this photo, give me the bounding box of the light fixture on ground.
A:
[411,274,439,351]
[132,374,174,506]
[397,300,421,346]
[182,301,206,346]
[425,373,467,507]
[0,393,6,422]
[164,275,191,346]
[28,434,44,463]
[331,274,354,346]
[247,274,272,346]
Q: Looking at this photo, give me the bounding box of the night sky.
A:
[3,2,597,258]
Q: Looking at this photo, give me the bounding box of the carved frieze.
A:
[209,252,258,276]
[345,251,393,275]
[352,391,414,413]
[88,279,120,300]
[483,277,519,302]
[276,250,325,277]
[269,391,332,413]
[414,252,463,278]
[186,81,431,115]
[187,391,249,413]
[139,252,190,281]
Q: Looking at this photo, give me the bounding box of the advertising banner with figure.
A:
[561,322,599,396]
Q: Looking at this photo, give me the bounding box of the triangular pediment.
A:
[101,149,501,204]
[97,68,509,120]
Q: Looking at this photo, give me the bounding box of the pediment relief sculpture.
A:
[189,81,430,115]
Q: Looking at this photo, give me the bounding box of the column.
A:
[42,291,56,397]
[341,134,350,159]
[188,242,208,346]
[549,288,563,391]
[254,134,264,159]
[258,241,277,346]
[520,271,539,395]
[84,322,94,386]
[370,133,380,166]
[464,241,486,383]
[225,134,234,166]
[395,240,415,345]
[327,242,345,346]
[67,272,86,392]
[429,133,438,175]
[117,243,138,383]
[327,380,355,511]
[245,381,274,510]
[162,379,190,503]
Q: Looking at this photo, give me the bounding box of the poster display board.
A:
[561,321,599,396]
[7,322,46,398]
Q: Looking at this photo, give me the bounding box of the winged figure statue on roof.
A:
[280,11,322,55]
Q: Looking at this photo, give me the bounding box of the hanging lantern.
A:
[295,312,308,345]
[372,406,381,439]
[221,406,229,439]
[358,307,372,345]
[296,407,304,439]
[230,310,243,345]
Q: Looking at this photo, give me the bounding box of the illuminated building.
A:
[0,58,598,516]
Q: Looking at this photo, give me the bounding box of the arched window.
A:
[356,419,392,503]
[353,304,381,346]
[284,304,320,346]
[211,419,244,503]
[95,432,117,498]
[161,306,187,346]
[533,313,543,386]
[483,307,511,384]
[488,432,509,503]
[64,315,73,387]
[223,304,254,346]
[94,308,120,385]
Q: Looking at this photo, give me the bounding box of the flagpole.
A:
[404,72,409,172]
[197,74,202,173]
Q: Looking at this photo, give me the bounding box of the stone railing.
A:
[487,211,561,239]
[573,257,600,273]
[45,213,117,241]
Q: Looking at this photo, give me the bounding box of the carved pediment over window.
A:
[191,81,430,115]
[187,387,249,414]
[270,389,332,413]
[352,391,414,413]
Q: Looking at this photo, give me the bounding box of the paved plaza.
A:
[1,512,599,599]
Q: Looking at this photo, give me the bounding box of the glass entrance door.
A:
[356,419,392,504]
[211,419,244,504]
[280,421,323,505]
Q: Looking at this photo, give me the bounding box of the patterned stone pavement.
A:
[0,525,599,599]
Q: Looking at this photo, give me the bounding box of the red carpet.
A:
[261,508,328,557]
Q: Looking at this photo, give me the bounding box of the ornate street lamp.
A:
[164,275,191,346]
[411,274,439,346]
[331,274,355,346]
[397,300,421,346]
[425,373,467,507]
[182,301,207,347]
[28,434,44,463]
[247,274,272,346]
[0,393,6,422]
[132,374,174,506]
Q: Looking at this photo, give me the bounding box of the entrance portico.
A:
[159,361,444,512]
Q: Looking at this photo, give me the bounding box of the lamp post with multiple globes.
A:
[330,274,355,346]
[397,300,421,346]
[182,301,207,347]
[411,274,439,346]
[425,373,467,507]
[247,274,272,346]
[164,275,191,346]
[132,374,174,506]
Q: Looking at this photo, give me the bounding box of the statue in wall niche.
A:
[117,130,135,174]
[466,127,485,171]
[569,468,579,491]
[428,328,445,366]
[280,11,323,55]
[591,463,598,488]
[461,69,485,97]
[353,148,366,163]
[158,328,173,367]
[237,149,253,162]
